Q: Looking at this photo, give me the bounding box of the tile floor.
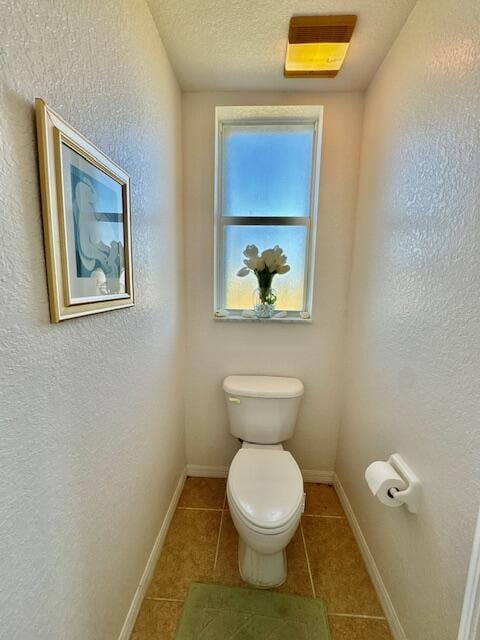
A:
[131,477,393,640]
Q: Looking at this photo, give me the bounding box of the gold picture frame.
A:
[35,98,134,322]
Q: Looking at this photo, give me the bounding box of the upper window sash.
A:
[219,119,316,219]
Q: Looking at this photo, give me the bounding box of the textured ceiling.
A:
[147,0,417,91]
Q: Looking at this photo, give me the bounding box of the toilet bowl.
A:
[227,445,304,587]
[223,375,305,587]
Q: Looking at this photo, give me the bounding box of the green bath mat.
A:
[175,583,331,640]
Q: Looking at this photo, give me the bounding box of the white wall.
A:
[183,91,364,472]
[336,1,480,638]
[0,2,185,639]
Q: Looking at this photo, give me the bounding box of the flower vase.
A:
[253,287,277,319]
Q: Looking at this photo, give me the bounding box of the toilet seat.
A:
[227,449,304,533]
[228,489,303,537]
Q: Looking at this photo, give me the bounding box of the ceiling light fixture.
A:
[284,15,357,78]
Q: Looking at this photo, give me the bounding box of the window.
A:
[214,106,323,319]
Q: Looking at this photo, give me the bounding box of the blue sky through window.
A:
[219,118,317,313]
[222,124,314,217]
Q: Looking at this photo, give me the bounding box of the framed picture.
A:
[35,98,134,322]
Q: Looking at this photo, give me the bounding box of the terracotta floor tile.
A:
[133,479,391,640]
[304,483,344,516]
[211,511,242,587]
[329,615,393,640]
[276,524,315,598]
[178,477,226,510]
[213,511,314,597]
[147,509,221,599]
[130,599,183,640]
[302,516,383,616]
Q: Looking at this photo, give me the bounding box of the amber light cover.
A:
[284,15,357,78]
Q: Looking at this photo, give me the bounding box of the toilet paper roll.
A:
[365,461,407,507]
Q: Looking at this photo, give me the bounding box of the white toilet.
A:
[223,375,305,588]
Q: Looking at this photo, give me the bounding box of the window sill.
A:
[213,314,312,324]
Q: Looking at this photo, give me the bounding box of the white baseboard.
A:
[333,473,407,640]
[186,464,229,478]
[457,509,480,640]
[118,469,187,640]
[186,464,333,484]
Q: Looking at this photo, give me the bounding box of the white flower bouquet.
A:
[237,244,290,314]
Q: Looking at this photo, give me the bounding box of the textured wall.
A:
[0,2,185,639]
[182,91,364,472]
[336,0,480,638]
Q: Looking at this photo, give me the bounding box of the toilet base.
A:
[238,538,287,588]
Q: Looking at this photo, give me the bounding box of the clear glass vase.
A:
[253,287,277,318]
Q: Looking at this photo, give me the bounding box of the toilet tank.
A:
[223,376,304,444]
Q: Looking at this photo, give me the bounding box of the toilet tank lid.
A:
[223,375,304,399]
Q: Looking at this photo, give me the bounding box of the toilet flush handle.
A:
[229,397,241,404]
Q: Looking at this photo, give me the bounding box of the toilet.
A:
[223,375,305,588]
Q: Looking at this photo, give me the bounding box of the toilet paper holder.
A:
[386,453,422,514]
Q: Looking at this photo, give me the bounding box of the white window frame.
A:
[213,105,323,320]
